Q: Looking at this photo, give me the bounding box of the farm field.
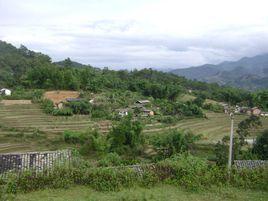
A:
[15,185,268,201]
[144,112,268,143]
[0,102,267,153]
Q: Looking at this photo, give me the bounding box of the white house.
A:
[118,109,128,117]
[0,88,11,96]
[260,112,268,117]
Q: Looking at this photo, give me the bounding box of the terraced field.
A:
[0,103,98,153]
[0,102,267,153]
[0,104,96,133]
[144,112,268,142]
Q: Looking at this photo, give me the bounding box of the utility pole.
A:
[228,112,234,171]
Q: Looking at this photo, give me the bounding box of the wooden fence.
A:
[0,149,71,176]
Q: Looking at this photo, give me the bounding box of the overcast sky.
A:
[1,0,268,69]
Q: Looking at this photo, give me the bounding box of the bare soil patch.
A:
[44,91,79,105]
[0,100,32,106]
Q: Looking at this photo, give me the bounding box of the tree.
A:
[108,115,143,155]
[193,94,206,107]
[237,115,262,145]
[215,136,241,166]
[152,130,201,158]
[252,129,268,160]
[253,90,268,110]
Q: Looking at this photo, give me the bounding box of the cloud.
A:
[1,0,268,69]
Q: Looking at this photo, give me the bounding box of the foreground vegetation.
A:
[1,154,267,200]
[15,185,268,201]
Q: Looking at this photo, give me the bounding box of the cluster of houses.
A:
[118,100,154,118]
[220,102,268,117]
[0,88,11,96]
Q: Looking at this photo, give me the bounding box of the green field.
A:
[0,102,267,153]
[15,185,268,201]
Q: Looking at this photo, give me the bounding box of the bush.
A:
[81,168,137,191]
[66,100,92,115]
[108,115,144,155]
[230,168,268,190]
[252,129,268,160]
[2,166,72,194]
[203,103,223,113]
[91,105,111,119]
[3,88,44,100]
[52,108,73,116]
[63,130,87,144]
[97,153,123,167]
[156,154,212,190]
[40,99,54,114]
[159,116,178,124]
[0,155,267,195]
[79,130,108,155]
[151,130,201,158]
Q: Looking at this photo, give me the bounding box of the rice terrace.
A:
[1,1,268,200]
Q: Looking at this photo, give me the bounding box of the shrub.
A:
[139,171,159,187]
[230,168,268,191]
[97,153,123,167]
[108,115,144,155]
[40,99,54,114]
[2,166,72,194]
[159,116,178,124]
[65,100,92,115]
[252,129,268,160]
[85,168,137,191]
[214,136,241,166]
[63,130,87,144]
[52,108,73,116]
[91,105,111,119]
[152,130,201,158]
[3,88,44,100]
[79,130,108,155]
[0,155,267,195]
[203,103,223,113]
[156,154,211,190]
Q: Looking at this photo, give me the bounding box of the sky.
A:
[0,0,268,70]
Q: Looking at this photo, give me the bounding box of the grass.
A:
[15,185,268,201]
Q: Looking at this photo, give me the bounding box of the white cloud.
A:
[0,0,268,69]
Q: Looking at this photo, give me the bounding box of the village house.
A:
[66,98,82,102]
[136,100,150,105]
[235,106,249,114]
[260,112,268,117]
[141,109,154,117]
[0,88,11,96]
[118,109,128,117]
[250,107,262,116]
[55,98,83,109]
[219,102,229,114]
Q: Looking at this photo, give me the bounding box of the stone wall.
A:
[234,160,268,169]
[0,149,71,175]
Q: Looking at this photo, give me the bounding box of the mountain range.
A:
[170,54,268,90]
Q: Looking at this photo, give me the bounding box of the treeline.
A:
[1,40,267,108]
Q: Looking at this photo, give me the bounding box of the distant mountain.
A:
[170,54,268,90]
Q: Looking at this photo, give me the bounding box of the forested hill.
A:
[0,40,267,107]
[0,41,51,86]
[170,54,268,90]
